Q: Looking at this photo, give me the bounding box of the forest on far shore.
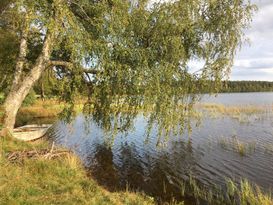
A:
[220,81,273,93]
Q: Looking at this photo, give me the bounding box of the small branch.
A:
[7,148,72,162]
[70,1,92,21]
[50,142,55,153]
[0,75,7,87]
[47,60,100,74]
[48,60,73,68]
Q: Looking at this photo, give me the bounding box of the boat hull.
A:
[13,124,52,141]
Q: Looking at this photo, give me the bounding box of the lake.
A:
[47,92,273,204]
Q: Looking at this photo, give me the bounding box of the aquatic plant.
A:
[218,136,256,156]
[264,144,273,155]
[227,179,273,205]
[180,176,273,205]
[195,103,272,123]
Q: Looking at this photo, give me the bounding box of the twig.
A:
[6,148,72,162]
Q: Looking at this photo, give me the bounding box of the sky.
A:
[231,0,273,81]
[187,0,273,81]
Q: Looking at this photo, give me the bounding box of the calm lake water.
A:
[45,92,273,204]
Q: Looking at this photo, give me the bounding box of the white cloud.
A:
[232,0,273,81]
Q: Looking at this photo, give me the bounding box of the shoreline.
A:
[0,137,155,205]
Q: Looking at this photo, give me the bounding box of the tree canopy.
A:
[0,0,256,139]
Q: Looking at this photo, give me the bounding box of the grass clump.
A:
[195,103,272,122]
[264,144,273,155]
[218,136,256,156]
[199,103,267,115]
[226,179,273,205]
[0,137,154,205]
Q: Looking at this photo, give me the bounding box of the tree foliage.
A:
[0,0,256,138]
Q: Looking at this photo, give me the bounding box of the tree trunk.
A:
[41,80,45,101]
[0,33,53,136]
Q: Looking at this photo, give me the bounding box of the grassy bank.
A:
[0,138,154,205]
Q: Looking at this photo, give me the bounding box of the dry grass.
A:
[196,103,269,115]
[18,99,65,118]
[194,103,273,122]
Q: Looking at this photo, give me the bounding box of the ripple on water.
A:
[47,95,273,202]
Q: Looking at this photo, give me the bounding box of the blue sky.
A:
[231,0,273,81]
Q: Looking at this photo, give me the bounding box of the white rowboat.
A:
[13,124,52,141]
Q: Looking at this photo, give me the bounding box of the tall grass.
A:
[179,175,273,205]
[226,179,273,205]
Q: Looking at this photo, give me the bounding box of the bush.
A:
[22,89,37,107]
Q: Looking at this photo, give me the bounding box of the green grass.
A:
[226,179,273,205]
[0,138,154,205]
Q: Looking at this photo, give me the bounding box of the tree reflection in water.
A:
[84,134,199,203]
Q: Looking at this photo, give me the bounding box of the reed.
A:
[195,103,272,122]
[265,144,273,155]
[181,176,273,205]
[218,136,256,156]
[227,179,273,205]
[197,103,268,114]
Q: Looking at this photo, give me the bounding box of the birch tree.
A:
[0,0,255,138]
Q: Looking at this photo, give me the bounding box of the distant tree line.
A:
[1,80,272,104]
[220,81,273,93]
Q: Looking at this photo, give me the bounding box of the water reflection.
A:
[85,138,198,203]
[43,92,273,204]
[86,143,120,191]
[48,108,273,204]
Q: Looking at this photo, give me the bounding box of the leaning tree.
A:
[0,0,255,138]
